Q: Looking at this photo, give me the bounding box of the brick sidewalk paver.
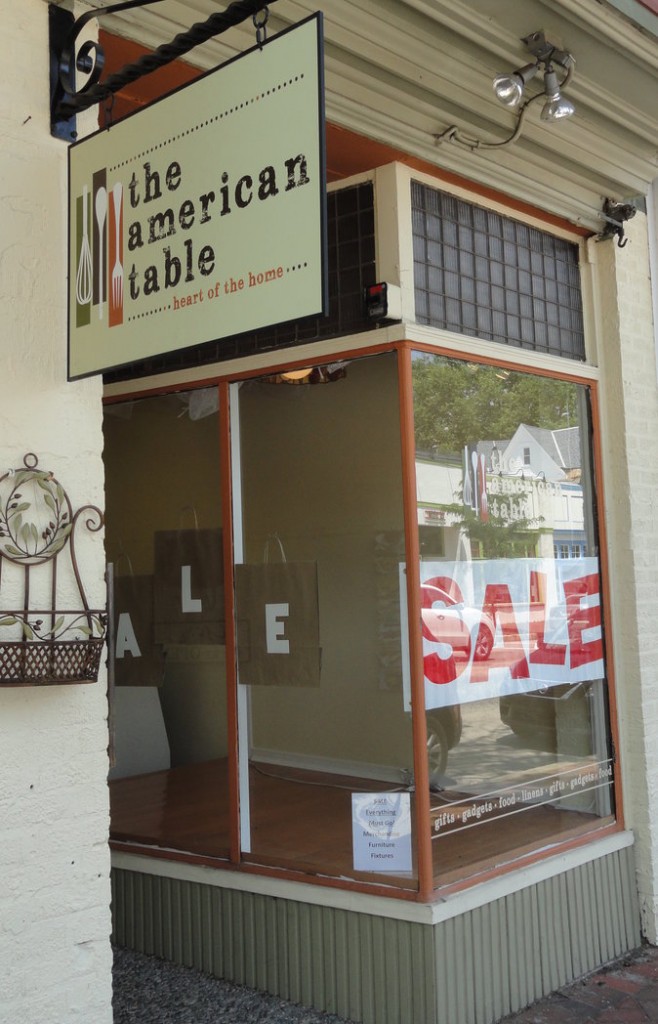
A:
[499,945,658,1023]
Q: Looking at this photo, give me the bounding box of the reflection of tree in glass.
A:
[412,357,578,455]
[452,505,543,559]
[411,357,577,557]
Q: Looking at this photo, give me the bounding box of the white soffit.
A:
[64,0,658,230]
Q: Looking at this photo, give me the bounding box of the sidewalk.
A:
[499,944,658,1023]
[113,943,658,1024]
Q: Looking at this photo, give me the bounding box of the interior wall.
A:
[104,392,228,769]
[239,353,416,772]
[104,393,222,574]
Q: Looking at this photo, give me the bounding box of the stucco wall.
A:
[593,212,658,943]
[0,4,113,1023]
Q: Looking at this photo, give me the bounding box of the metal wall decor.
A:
[50,0,277,141]
[0,454,106,685]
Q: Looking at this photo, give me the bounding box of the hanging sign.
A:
[68,14,327,379]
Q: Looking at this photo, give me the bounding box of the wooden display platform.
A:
[109,758,609,889]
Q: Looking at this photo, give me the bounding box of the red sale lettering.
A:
[480,583,529,680]
[564,573,603,668]
[528,571,547,644]
[530,637,567,666]
[421,577,464,617]
[416,558,605,711]
[529,569,567,667]
[423,650,459,685]
[421,576,465,685]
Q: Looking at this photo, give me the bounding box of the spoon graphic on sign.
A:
[95,186,108,319]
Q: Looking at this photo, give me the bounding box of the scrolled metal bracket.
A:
[596,197,637,249]
[49,0,275,142]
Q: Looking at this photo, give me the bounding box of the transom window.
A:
[412,181,586,360]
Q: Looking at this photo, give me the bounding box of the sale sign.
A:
[400,558,605,710]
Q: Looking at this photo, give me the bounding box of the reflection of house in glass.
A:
[416,423,586,561]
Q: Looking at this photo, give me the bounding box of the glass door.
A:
[233,352,419,888]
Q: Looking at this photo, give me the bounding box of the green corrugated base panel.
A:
[433,849,641,1023]
[112,844,640,1024]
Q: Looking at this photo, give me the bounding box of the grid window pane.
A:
[412,181,585,360]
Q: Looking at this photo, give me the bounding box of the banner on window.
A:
[400,557,604,710]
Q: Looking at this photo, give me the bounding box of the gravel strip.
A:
[113,946,356,1024]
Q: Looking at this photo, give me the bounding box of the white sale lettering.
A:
[115,612,141,659]
[180,564,202,613]
[265,602,290,654]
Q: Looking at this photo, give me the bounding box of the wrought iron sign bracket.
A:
[595,197,638,249]
[49,0,275,142]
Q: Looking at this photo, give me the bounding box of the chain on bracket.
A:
[253,7,269,48]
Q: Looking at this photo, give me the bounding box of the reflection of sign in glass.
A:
[68,14,326,379]
[431,759,613,838]
[401,558,605,710]
[352,793,412,873]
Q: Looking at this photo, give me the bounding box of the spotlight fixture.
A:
[492,63,539,108]
[540,66,576,122]
[436,30,575,151]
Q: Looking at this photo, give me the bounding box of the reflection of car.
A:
[426,704,462,788]
[421,584,495,661]
[499,684,592,754]
[499,605,595,754]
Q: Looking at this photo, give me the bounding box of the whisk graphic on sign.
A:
[75,184,93,307]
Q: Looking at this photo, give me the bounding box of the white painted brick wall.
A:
[0,4,113,1023]
[592,212,658,941]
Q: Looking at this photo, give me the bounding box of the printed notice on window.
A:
[352,792,412,873]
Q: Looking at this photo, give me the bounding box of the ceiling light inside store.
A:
[268,363,348,385]
[280,368,314,382]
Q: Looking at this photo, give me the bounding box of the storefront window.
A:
[235,353,417,887]
[410,353,614,886]
[102,347,615,891]
[104,389,229,859]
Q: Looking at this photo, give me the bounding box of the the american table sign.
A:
[68,14,326,379]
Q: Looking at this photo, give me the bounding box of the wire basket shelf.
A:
[0,454,106,686]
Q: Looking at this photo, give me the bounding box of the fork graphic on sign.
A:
[109,182,124,327]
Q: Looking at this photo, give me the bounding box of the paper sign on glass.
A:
[352,792,412,873]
